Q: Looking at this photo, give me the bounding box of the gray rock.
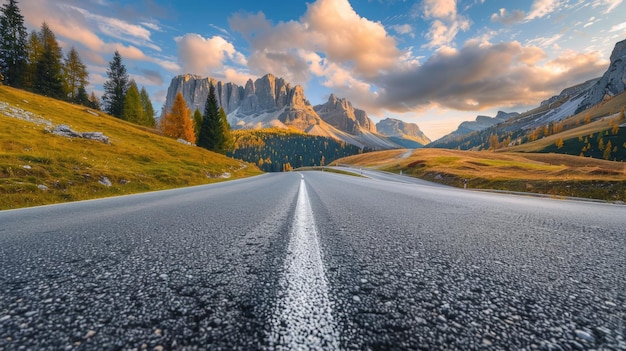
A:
[314,94,376,134]
[37,184,49,191]
[52,125,110,144]
[577,39,626,113]
[98,177,112,187]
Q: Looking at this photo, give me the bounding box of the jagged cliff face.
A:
[313,94,376,134]
[376,118,431,145]
[577,39,626,113]
[162,73,425,149]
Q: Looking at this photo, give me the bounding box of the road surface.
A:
[1,172,624,350]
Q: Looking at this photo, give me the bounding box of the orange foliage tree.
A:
[160,92,196,143]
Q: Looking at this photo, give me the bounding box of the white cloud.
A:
[609,22,626,32]
[526,34,564,48]
[526,0,563,20]
[390,24,414,37]
[418,0,470,49]
[175,34,246,77]
[64,5,162,52]
[592,0,623,13]
[229,0,400,83]
[490,8,526,25]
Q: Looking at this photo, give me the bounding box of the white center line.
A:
[268,178,340,350]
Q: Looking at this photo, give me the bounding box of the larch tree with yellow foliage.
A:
[160,92,195,143]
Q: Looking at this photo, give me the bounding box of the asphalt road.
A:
[1,171,624,350]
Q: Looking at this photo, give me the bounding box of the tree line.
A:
[229,128,364,172]
[0,0,98,108]
[0,0,156,127]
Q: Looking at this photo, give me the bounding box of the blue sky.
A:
[20,0,626,139]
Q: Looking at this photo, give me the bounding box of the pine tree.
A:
[160,92,195,143]
[33,22,63,98]
[197,83,222,150]
[0,0,28,87]
[75,85,90,107]
[218,106,233,153]
[88,91,100,110]
[63,47,88,101]
[102,50,129,118]
[140,86,155,127]
[122,80,143,124]
[193,109,202,140]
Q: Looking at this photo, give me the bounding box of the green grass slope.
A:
[0,86,262,210]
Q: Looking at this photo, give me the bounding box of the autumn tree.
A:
[488,134,499,151]
[0,0,28,87]
[23,30,42,89]
[160,92,195,143]
[89,91,100,110]
[102,50,129,118]
[63,46,88,101]
[555,138,564,149]
[197,83,222,151]
[33,23,64,99]
[603,140,612,160]
[122,80,143,124]
[140,86,155,127]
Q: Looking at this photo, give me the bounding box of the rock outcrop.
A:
[576,39,626,113]
[313,94,376,134]
[376,118,431,146]
[52,124,110,144]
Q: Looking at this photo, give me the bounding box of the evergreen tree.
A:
[159,92,195,143]
[218,107,234,153]
[140,86,155,127]
[89,91,100,110]
[0,0,28,87]
[75,85,90,107]
[33,22,63,98]
[193,109,202,140]
[197,83,222,151]
[63,47,88,101]
[122,80,143,124]
[102,50,129,118]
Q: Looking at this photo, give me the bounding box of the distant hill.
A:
[427,38,626,161]
[0,86,261,210]
[376,117,431,147]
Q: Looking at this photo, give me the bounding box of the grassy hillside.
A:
[430,90,626,156]
[0,86,262,210]
[503,113,626,161]
[333,148,626,201]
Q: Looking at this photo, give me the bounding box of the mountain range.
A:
[163,74,429,149]
[431,38,626,148]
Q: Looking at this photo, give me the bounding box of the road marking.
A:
[268,179,340,350]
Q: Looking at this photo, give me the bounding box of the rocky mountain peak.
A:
[376,118,431,146]
[576,39,626,113]
[314,94,376,134]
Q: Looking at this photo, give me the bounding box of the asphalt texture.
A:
[0,171,624,350]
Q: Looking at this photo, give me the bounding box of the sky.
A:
[18,0,626,140]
